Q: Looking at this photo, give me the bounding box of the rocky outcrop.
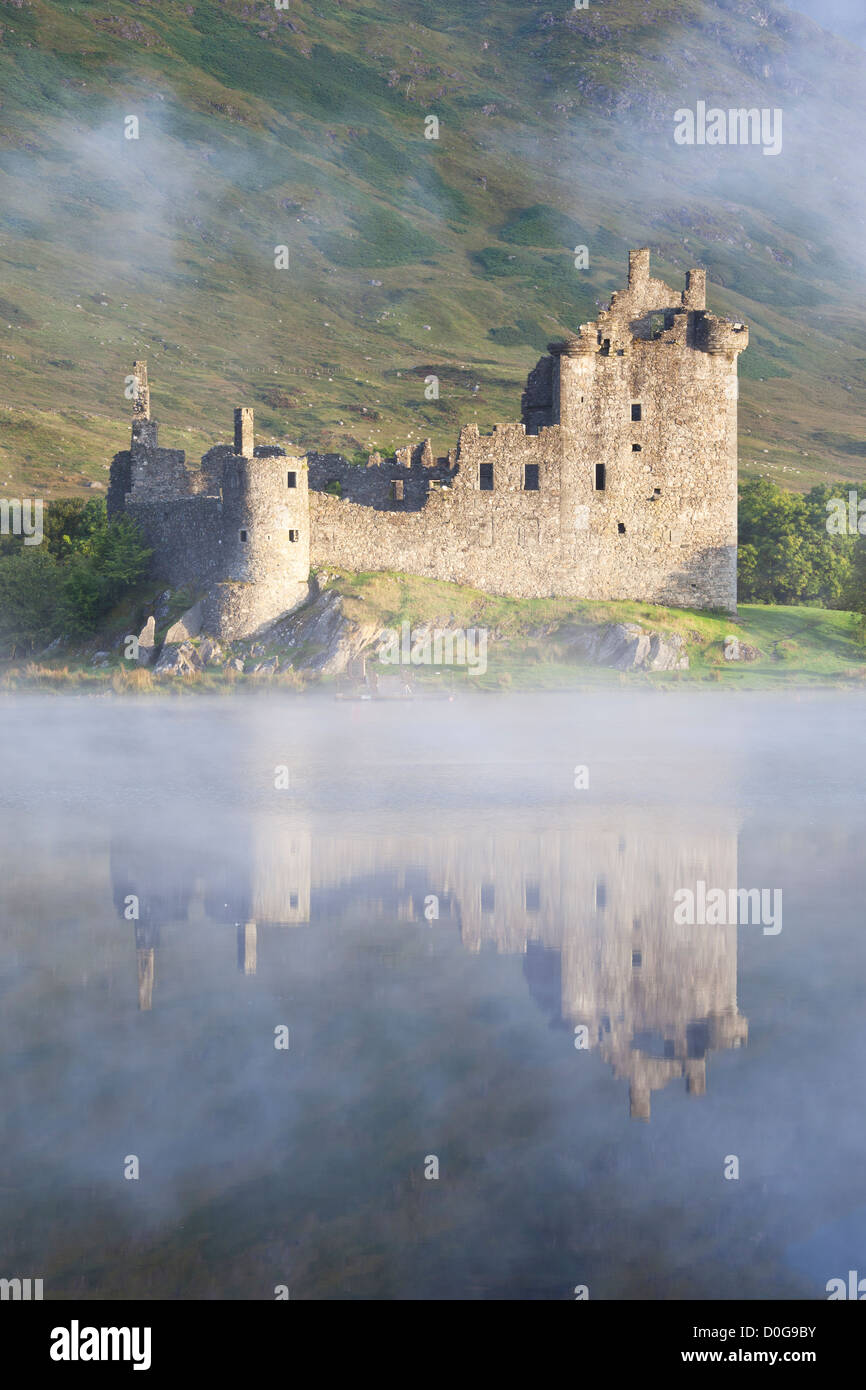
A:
[266,589,380,676]
[561,622,689,671]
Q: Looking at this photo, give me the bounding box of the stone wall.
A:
[108,250,747,626]
[108,416,311,636]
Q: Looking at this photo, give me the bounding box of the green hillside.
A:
[0,0,864,496]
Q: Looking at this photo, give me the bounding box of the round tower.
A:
[205,409,310,640]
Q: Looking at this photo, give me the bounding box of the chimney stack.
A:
[132,360,150,419]
[234,407,254,457]
[628,248,651,289]
[683,268,707,310]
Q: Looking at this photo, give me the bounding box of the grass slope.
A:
[4,567,864,691]
[0,0,864,497]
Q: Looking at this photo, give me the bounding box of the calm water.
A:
[1,691,864,1300]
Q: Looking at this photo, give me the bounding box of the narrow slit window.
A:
[617,521,626,534]
[390,479,404,501]
[594,463,606,491]
[239,529,248,543]
[288,529,299,542]
[523,463,539,491]
[631,403,642,421]
[287,471,297,488]
[479,462,494,491]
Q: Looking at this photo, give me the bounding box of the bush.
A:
[0,499,152,653]
[0,548,62,655]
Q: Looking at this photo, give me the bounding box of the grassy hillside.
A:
[0,0,864,496]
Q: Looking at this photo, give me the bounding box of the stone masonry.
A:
[108,251,748,635]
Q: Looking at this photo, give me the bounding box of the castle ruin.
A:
[108,250,748,634]
[111,810,748,1121]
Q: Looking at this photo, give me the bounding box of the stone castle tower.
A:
[108,367,309,639]
[201,407,310,639]
[108,250,748,632]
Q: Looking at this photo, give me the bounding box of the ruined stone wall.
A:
[308,250,745,612]
[124,496,224,591]
[308,393,736,608]
[108,250,747,623]
[309,423,570,595]
[106,450,131,521]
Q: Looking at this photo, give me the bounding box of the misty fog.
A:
[1,690,864,1298]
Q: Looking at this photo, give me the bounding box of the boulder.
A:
[198,637,224,666]
[136,616,156,666]
[154,641,203,675]
[725,641,761,663]
[164,600,202,645]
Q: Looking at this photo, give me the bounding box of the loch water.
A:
[1,691,864,1299]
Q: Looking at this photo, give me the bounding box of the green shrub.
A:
[0,499,152,652]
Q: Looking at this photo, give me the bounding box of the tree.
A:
[737,478,855,606]
[0,499,152,650]
[0,548,61,655]
[59,514,152,635]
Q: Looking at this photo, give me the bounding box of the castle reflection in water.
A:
[112,810,748,1122]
